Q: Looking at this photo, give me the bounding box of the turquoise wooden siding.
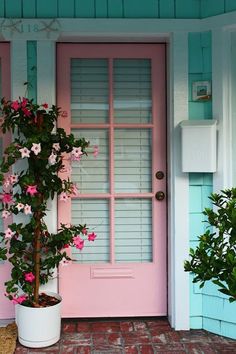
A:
[188,31,213,329]
[188,32,212,120]
[27,41,37,102]
[189,173,212,329]
[1,0,235,19]
[201,0,225,18]
[188,31,236,339]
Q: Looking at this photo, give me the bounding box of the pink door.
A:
[0,43,13,319]
[57,44,167,317]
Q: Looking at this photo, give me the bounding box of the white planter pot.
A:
[15,292,62,348]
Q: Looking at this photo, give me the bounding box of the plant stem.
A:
[33,210,41,305]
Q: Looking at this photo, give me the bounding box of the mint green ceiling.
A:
[1,0,236,19]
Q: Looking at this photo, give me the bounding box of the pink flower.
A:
[52,143,60,151]
[72,147,83,158]
[71,183,79,196]
[31,143,41,155]
[22,107,31,117]
[88,232,97,242]
[21,97,28,108]
[19,147,30,158]
[12,294,27,305]
[24,272,35,283]
[4,228,14,239]
[11,100,20,111]
[9,174,18,184]
[3,177,10,188]
[48,152,57,165]
[60,192,69,202]
[2,193,12,204]
[82,228,87,235]
[24,204,32,215]
[42,103,48,109]
[2,210,11,219]
[63,244,69,248]
[73,235,84,250]
[26,185,38,196]
[16,202,24,211]
[16,295,27,304]
[93,145,99,157]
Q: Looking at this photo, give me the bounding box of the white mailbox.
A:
[180,120,217,173]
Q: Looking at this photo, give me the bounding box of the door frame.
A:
[56,43,167,317]
[3,21,192,329]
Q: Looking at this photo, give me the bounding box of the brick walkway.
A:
[15,318,236,353]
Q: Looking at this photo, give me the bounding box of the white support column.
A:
[212,28,233,191]
[37,40,58,293]
[231,31,236,186]
[11,41,27,98]
[37,40,57,234]
[168,31,190,330]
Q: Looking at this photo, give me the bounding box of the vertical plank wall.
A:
[188,32,236,339]
[0,0,236,19]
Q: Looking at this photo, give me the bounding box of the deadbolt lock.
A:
[156,171,164,180]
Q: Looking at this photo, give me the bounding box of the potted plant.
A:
[184,188,236,303]
[0,97,96,347]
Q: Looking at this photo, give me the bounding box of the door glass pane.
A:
[71,129,109,193]
[71,59,109,124]
[115,199,152,262]
[114,129,152,193]
[113,59,152,123]
[71,199,110,263]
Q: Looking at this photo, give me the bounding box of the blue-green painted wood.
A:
[0,0,4,17]
[159,0,175,18]
[221,321,236,340]
[203,173,213,185]
[203,317,221,334]
[176,0,200,19]
[188,102,211,119]
[188,33,203,73]
[201,0,225,18]
[201,31,212,47]
[189,186,202,213]
[190,291,202,316]
[190,316,203,329]
[96,0,108,17]
[108,0,123,17]
[225,0,236,12]
[223,301,236,323]
[2,0,236,19]
[58,0,75,17]
[23,0,36,18]
[37,0,58,18]
[189,214,205,241]
[75,0,95,18]
[5,0,22,18]
[202,47,212,73]
[203,295,224,319]
[124,0,159,18]
[189,173,204,185]
[27,41,37,102]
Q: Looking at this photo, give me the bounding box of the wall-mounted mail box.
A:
[180,120,217,173]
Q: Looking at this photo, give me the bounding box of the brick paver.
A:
[15,318,236,353]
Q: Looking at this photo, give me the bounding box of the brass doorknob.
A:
[155,191,165,201]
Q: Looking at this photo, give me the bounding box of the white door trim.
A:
[6,11,236,327]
